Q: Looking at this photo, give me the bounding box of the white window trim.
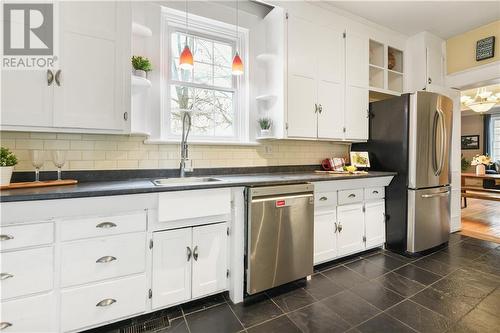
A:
[160,7,249,143]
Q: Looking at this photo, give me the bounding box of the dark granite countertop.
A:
[0,171,396,202]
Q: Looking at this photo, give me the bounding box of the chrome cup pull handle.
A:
[0,235,14,241]
[0,273,14,280]
[96,256,117,264]
[96,222,117,229]
[193,246,199,261]
[348,194,356,198]
[0,322,12,330]
[96,298,116,307]
[186,246,192,261]
[319,196,328,201]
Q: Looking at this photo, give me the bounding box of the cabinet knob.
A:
[0,235,13,241]
[96,256,117,264]
[0,273,14,280]
[193,246,199,261]
[47,70,54,86]
[96,222,117,229]
[96,298,116,307]
[0,322,12,330]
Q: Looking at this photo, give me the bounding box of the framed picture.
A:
[461,135,480,150]
[350,151,370,168]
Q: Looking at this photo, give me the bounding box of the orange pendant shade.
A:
[232,52,244,75]
[179,45,193,70]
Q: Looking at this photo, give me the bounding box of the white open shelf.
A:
[131,75,151,94]
[132,22,152,38]
[256,94,277,102]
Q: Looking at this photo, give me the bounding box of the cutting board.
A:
[1,179,78,190]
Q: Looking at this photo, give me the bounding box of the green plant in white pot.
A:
[0,147,17,186]
[132,55,152,79]
[258,117,272,137]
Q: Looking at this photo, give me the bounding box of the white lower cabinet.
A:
[313,211,338,264]
[313,186,386,265]
[61,274,147,332]
[151,228,192,309]
[0,293,57,333]
[152,222,228,309]
[365,200,386,248]
[337,204,365,256]
[0,247,53,300]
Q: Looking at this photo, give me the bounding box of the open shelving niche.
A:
[369,39,404,101]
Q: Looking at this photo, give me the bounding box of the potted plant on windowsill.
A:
[258,117,272,137]
[0,147,18,186]
[132,55,152,79]
[471,154,492,175]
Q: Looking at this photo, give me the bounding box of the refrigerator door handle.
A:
[421,190,450,198]
[436,109,446,176]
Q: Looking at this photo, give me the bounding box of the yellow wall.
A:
[446,20,500,74]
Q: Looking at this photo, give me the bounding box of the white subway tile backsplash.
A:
[2,131,349,171]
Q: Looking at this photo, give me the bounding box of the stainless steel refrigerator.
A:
[353,91,453,255]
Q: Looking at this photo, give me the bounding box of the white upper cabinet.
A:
[405,31,445,92]
[287,15,318,138]
[1,71,53,127]
[53,2,126,130]
[286,13,367,142]
[345,31,369,141]
[1,1,130,133]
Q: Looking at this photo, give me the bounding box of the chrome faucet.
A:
[180,111,192,178]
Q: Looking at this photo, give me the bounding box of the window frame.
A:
[161,7,249,143]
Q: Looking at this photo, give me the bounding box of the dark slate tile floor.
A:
[85,233,500,333]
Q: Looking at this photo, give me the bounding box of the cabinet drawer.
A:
[0,223,53,251]
[315,191,337,209]
[61,275,147,332]
[338,189,364,205]
[158,189,230,222]
[0,293,57,333]
[61,233,146,287]
[60,211,146,241]
[1,247,53,300]
[364,187,384,200]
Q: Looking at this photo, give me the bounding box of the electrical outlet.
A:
[264,145,273,154]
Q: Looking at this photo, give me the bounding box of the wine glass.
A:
[52,151,66,181]
[31,150,45,182]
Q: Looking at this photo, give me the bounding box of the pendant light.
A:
[179,0,193,70]
[232,0,244,75]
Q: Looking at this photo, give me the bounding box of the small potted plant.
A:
[0,147,17,186]
[471,154,492,175]
[258,117,272,137]
[132,55,152,79]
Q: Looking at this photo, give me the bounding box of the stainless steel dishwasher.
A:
[246,184,314,295]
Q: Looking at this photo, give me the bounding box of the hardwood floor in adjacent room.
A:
[461,198,500,244]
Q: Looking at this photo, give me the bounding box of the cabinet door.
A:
[53,2,127,130]
[152,228,192,309]
[345,86,368,140]
[317,26,344,140]
[287,14,317,138]
[364,200,386,248]
[314,211,338,264]
[426,47,444,87]
[337,203,365,256]
[191,222,228,298]
[1,70,53,127]
[345,31,369,141]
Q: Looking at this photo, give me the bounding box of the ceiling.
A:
[324,1,500,39]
